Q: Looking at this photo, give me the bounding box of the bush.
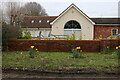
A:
[72,49,79,58]
[101,46,113,54]
[28,46,37,58]
[79,32,82,40]
[72,47,83,58]
[66,35,70,40]
[2,23,20,40]
[70,32,76,40]
[2,22,21,51]
[116,46,120,59]
[23,31,32,39]
[17,29,23,39]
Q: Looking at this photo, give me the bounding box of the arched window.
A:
[64,20,81,29]
[64,20,81,40]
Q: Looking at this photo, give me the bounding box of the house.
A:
[22,3,120,40]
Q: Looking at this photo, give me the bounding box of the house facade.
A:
[22,3,120,40]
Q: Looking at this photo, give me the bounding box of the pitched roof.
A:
[21,16,57,28]
[21,4,120,28]
[50,3,95,25]
[90,18,120,24]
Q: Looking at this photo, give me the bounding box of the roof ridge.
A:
[25,16,58,17]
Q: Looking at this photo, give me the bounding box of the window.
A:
[31,20,34,23]
[39,20,41,23]
[47,20,50,23]
[112,29,118,35]
[64,20,81,40]
[64,20,81,29]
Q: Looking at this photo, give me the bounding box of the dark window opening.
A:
[64,20,81,29]
[112,29,118,35]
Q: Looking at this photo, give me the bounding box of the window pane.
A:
[112,29,117,35]
[64,29,81,40]
[64,20,81,29]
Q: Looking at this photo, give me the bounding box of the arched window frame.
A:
[64,20,81,30]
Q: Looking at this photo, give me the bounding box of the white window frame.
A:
[111,29,118,35]
[47,20,50,23]
[64,29,81,35]
[39,20,41,23]
[31,20,34,23]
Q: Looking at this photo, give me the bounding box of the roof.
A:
[21,3,120,28]
[21,16,120,28]
[21,16,57,28]
[90,18,120,24]
[50,3,95,25]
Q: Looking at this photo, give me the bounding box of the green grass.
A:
[2,51,119,72]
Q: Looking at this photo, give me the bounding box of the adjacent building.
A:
[22,3,120,40]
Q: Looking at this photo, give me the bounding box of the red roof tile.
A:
[22,16,120,28]
[22,16,57,28]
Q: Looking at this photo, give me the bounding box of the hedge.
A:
[5,39,120,52]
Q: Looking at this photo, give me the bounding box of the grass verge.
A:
[2,51,119,73]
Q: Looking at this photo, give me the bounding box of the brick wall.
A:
[94,25,120,39]
[6,39,120,52]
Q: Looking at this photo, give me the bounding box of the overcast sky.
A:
[1,0,120,17]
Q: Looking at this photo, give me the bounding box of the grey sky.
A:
[1,0,120,17]
[28,0,119,17]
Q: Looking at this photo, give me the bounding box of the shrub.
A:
[17,29,23,39]
[23,31,32,39]
[2,22,21,51]
[66,35,70,40]
[79,32,82,40]
[2,23,20,40]
[72,49,79,58]
[70,32,76,40]
[28,46,37,58]
[116,46,120,59]
[72,47,83,58]
[101,46,113,54]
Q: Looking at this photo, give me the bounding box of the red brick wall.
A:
[6,39,120,52]
[94,25,120,39]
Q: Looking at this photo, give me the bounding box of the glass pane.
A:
[112,29,117,35]
[64,29,81,40]
[64,20,81,29]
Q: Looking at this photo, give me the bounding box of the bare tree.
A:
[5,2,24,26]
[23,2,48,16]
[3,2,48,26]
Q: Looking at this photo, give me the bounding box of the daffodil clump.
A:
[28,46,38,58]
[115,46,120,59]
[101,46,113,54]
[72,46,83,58]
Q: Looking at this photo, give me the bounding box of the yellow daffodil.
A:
[76,47,81,49]
[119,46,120,48]
[31,46,34,48]
[116,47,118,49]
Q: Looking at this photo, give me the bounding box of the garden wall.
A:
[6,39,120,52]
